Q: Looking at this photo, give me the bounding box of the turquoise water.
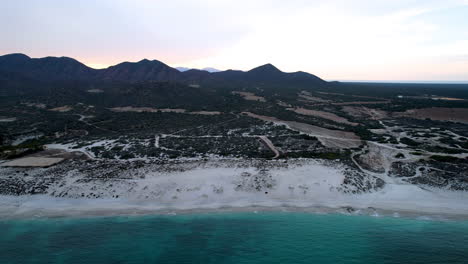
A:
[1,212,467,264]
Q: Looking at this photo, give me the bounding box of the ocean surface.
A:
[1,212,467,264]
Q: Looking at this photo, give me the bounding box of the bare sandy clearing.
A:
[190,111,222,115]
[232,91,266,102]
[0,117,16,122]
[109,107,221,115]
[298,91,330,103]
[287,107,358,126]
[396,108,468,124]
[243,112,362,148]
[159,108,187,113]
[432,97,465,101]
[331,101,389,106]
[49,106,72,112]
[285,121,362,148]
[342,106,388,120]
[23,103,46,109]
[1,157,64,168]
[242,112,281,123]
[309,101,390,107]
[109,107,186,113]
[87,89,104,93]
[110,107,159,113]
[317,91,385,100]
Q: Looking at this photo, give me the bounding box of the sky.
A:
[1,0,468,81]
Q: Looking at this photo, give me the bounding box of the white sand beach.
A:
[0,159,467,219]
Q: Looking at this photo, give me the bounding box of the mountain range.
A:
[0,53,326,86]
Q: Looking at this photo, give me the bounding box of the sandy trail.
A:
[258,136,280,159]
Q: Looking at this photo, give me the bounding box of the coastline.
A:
[1,158,467,221]
[1,190,467,221]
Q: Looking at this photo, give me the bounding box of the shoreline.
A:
[1,193,468,221]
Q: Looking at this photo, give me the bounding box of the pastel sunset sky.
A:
[1,0,468,81]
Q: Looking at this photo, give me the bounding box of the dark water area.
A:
[1,212,467,264]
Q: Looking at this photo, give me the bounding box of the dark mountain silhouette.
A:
[246,63,324,83]
[97,59,182,82]
[180,69,213,83]
[0,53,95,81]
[208,63,326,87]
[0,53,326,86]
[248,63,282,75]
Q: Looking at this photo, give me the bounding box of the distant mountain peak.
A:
[136,58,165,65]
[98,58,179,82]
[2,53,30,59]
[248,63,282,73]
[0,53,31,63]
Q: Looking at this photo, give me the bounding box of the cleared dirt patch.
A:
[330,101,389,106]
[23,103,46,109]
[109,107,186,113]
[285,121,362,148]
[342,106,388,120]
[317,91,385,100]
[1,157,64,168]
[432,97,465,101]
[109,107,221,115]
[396,108,468,124]
[190,111,222,115]
[232,91,266,102]
[287,107,358,126]
[0,117,16,122]
[243,112,362,149]
[4,146,88,167]
[158,108,186,113]
[87,89,104,93]
[49,106,72,112]
[298,91,330,103]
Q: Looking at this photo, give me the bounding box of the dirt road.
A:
[259,136,280,159]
